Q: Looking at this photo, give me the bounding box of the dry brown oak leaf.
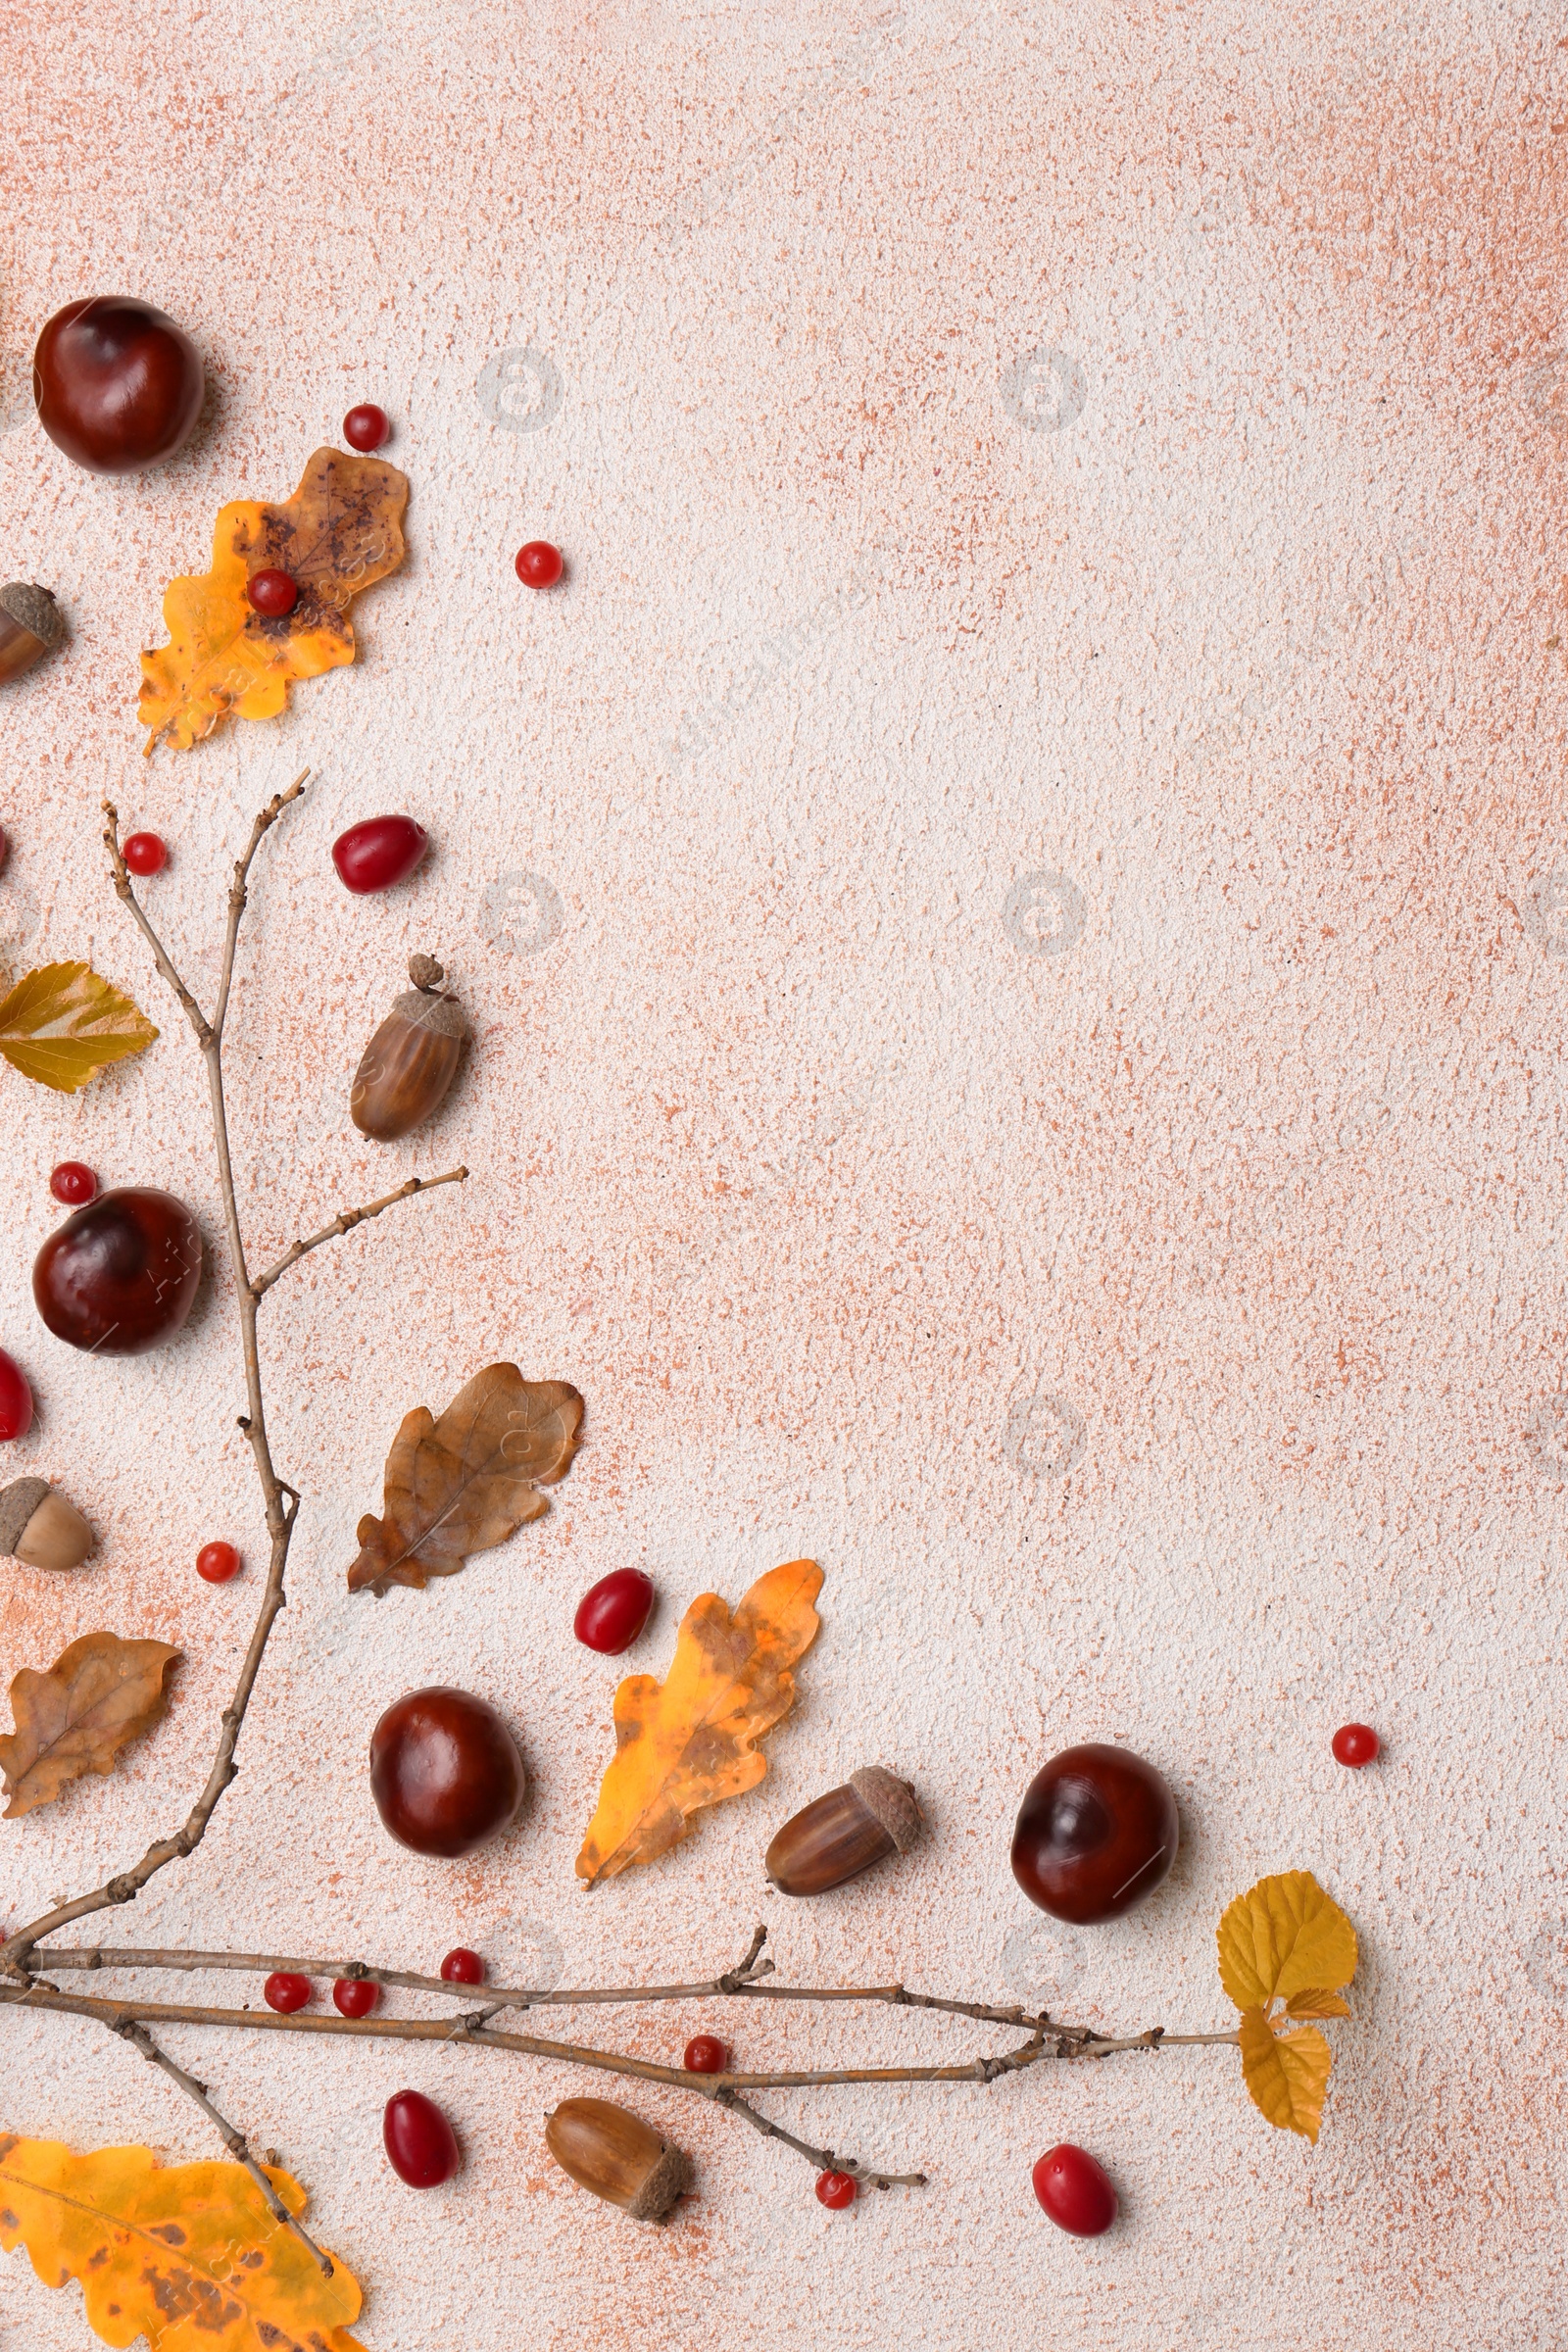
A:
[138,446,408,754]
[576,1559,823,1885]
[347,1361,583,1596]
[0,1632,180,1819]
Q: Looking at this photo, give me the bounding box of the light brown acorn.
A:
[350,954,468,1142]
[544,2095,692,2222]
[0,582,64,684]
[764,1765,922,1897]
[0,1477,96,1571]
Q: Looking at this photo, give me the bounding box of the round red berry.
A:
[683,2034,727,2075]
[1032,2143,1117,2236]
[343,403,389,452]
[247,568,299,617]
[49,1161,97,1206]
[0,1348,33,1442]
[383,2088,461,2187]
[815,2169,858,2210]
[331,814,428,895]
[196,1541,241,1585]
[333,1977,380,2018]
[514,540,564,590]
[1332,1722,1380,1768]
[439,1947,484,1985]
[122,832,167,877]
[263,1972,311,2014]
[574,1569,655,1654]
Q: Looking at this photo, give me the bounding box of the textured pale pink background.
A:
[3,2,1568,2344]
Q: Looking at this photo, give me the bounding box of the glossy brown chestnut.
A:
[1010,1742,1178,1925]
[764,1766,922,1897]
[0,583,64,683]
[368,1686,525,1859]
[33,297,204,474]
[351,954,467,1142]
[32,1187,201,1356]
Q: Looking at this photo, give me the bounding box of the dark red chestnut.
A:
[369,1686,525,1859]
[1010,1741,1178,1925]
[32,1187,201,1356]
[33,297,204,474]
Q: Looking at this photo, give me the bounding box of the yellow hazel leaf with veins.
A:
[1236,2008,1335,2142]
[0,2132,365,2352]
[1285,1987,1352,2020]
[138,446,408,754]
[0,962,158,1093]
[576,1559,823,1885]
[1216,1870,1358,2012]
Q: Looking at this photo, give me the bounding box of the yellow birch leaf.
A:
[1236,2007,1334,2142]
[1285,1987,1352,2020]
[576,1558,823,1885]
[138,446,408,754]
[0,2132,365,2351]
[0,962,158,1093]
[1216,1870,1358,2012]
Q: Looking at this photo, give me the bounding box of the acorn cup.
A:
[0,1477,95,1571]
[350,954,467,1142]
[764,1765,922,1897]
[0,583,64,683]
[544,2096,692,2222]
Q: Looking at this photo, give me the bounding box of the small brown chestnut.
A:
[33,296,204,474]
[351,954,467,1142]
[764,1766,922,1897]
[368,1685,525,1858]
[1010,1741,1178,1925]
[0,584,64,684]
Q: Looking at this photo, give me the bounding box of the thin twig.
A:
[250,1169,469,1298]
[108,2019,334,2276]
[713,2091,928,2189]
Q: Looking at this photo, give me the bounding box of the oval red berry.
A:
[263,1972,311,2014]
[439,1947,484,1984]
[0,1348,33,1441]
[196,1541,241,1585]
[683,2034,727,2075]
[122,832,167,877]
[383,2088,460,2187]
[814,2170,858,2210]
[343,404,389,452]
[514,540,564,590]
[49,1161,97,1206]
[331,814,429,896]
[1032,2143,1117,2236]
[247,568,299,617]
[333,1977,379,2018]
[573,1569,655,1654]
[1332,1722,1380,1768]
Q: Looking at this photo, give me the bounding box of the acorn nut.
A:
[0,1477,96,1571]
[0,584,64,684]
[764,1765,922,1897]
[350,954,467,1142]
[544,2095,692,2222]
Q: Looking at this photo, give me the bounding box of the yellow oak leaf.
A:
[0,2132,364,2351]
[576,1558,823,1885]
[0,962,158,1092]
[1216,1870,1357,2013]
[0,1632,180,1819]
[1236,2007,1334,2142]
[138,446,408,754]
[1285,1987,1352,2021]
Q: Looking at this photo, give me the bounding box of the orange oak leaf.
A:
[137,446,408,754]
[0,2131,365,2351]
[347,1362,583,1596]
[0,1632,180,1819]
[576,1559,823,1886]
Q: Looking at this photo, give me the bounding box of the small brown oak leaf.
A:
[0,1632,181,1819]
[347,1361,583,1596]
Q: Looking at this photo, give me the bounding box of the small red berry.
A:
[815,2170,858,2210]
[333,1977,380,2018]
[1032,2143,1117,2236]
[1332,1722,1380,1768]
[439,1947,484,1984]
[331,814,429,895]
[247,568,299,617]
[263,1972,312,2014]
[514,540,564,590]
[122,832,167,877]
[574,1569,655,1654]
[49,1161,97,1206]
[0,1348,33,1441]
[196,1541,241,1585]
[683,2034,727,2075]
[343,403,389,452]
[383,2087,461,2187]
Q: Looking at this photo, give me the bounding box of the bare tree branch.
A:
[250,1168,469,1298]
